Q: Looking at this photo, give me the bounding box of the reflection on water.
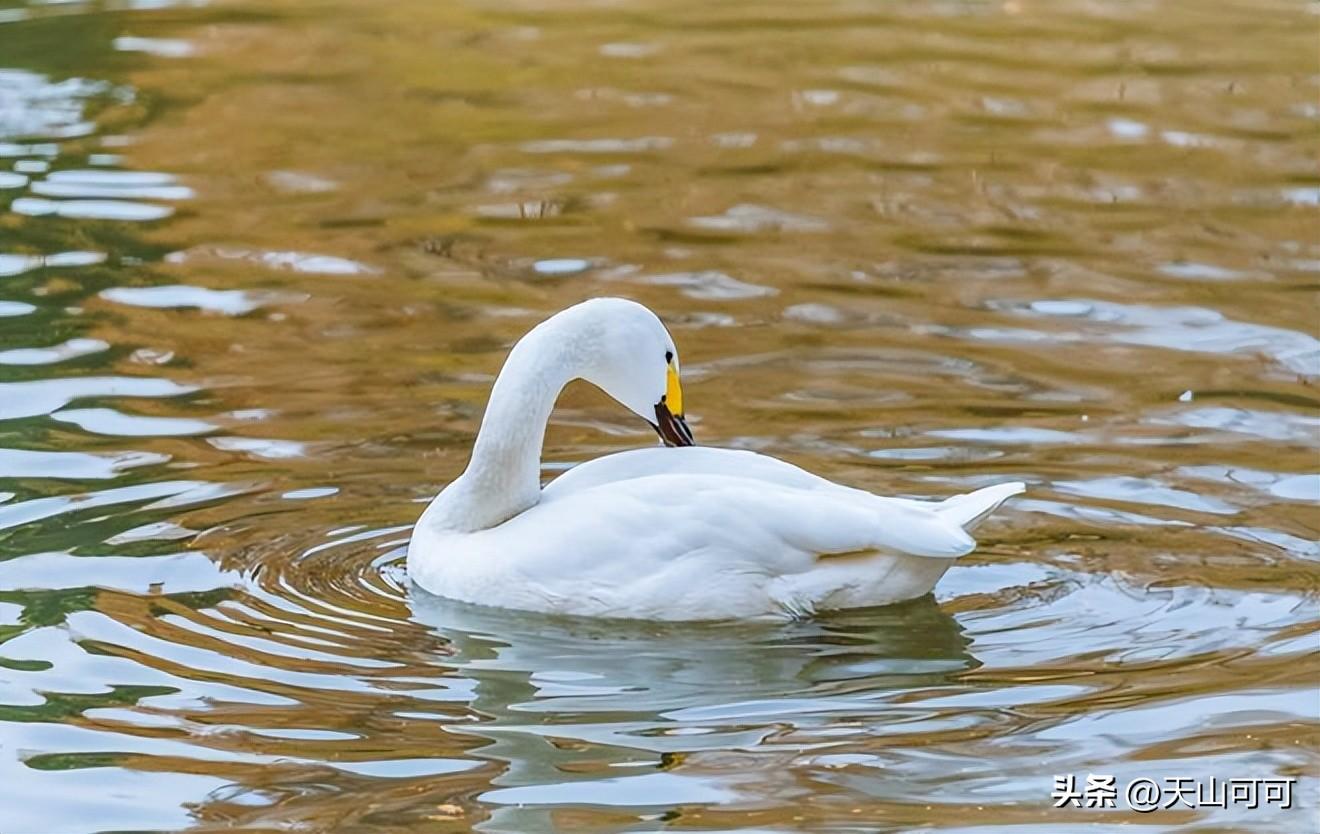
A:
[0,0,1317,831]
[413,593,976,830]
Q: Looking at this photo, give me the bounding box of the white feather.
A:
[407,299,1024,621]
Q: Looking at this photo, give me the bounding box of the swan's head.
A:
[549,297,694,447]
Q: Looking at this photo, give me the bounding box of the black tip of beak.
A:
[653,402,695,447]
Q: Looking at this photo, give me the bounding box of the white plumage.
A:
[408,298,1023,621]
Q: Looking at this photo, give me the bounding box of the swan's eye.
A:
[665,350,674,363]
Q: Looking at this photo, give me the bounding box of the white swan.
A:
[408,297,1024,621]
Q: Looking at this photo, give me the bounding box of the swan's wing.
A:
[545,448,1023,536]
[533,472,976,564]
[543,446,960,521]
[414,472,1023,619]
[543,446,834,498]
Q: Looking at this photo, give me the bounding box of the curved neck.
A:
[427,322,580,532]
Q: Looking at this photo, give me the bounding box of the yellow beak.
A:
[654,362,693,446]
[666,363,683,416]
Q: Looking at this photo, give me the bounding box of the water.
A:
[0,0,1316,831]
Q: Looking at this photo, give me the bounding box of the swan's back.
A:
[543,446,832,498]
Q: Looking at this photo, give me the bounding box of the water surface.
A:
[0,0,1317,831]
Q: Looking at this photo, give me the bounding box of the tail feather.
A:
[935,482,1025,531]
